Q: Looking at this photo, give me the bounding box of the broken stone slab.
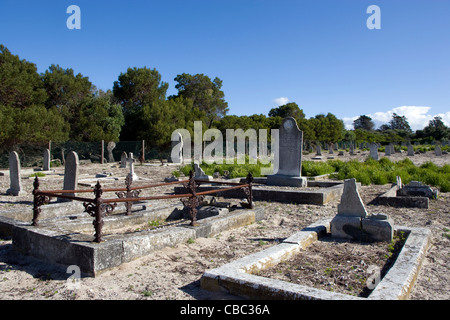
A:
[330,214,394,242]
[397,181,439,199]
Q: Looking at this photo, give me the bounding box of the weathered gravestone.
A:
[59,151,79,202]
[435,145,442,156]
[407,144,414,156]
[194,162,212,180]
[316,145,322,156]
[43,148,51,171]
[331,178,393,242]
[120,152,127,168]
[266,117,307,187]
[369,143,379,160]
[6,151,24,196]
[127,153,138,181]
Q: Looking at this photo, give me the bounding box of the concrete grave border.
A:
[5,202,264,277]
[200,218,431,300]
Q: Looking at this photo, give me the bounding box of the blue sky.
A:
[1,0,449,130]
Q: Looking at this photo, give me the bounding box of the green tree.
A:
[0,45,47,108]
[113,67,169,141]
[268,102,305,120]
[172,73,229,128]
[422,116,449,141]
[353,115,375,131]
[73,94,125,142]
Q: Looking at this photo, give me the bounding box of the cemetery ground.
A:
[0,151,449,300]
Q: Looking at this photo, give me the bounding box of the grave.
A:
[266,117,307,187]
[120,152,127,168]
[330,178,394,242]
[200,219,431,300]
[1,177,265,276]
[372,177,438,209]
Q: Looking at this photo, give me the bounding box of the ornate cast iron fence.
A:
[31,171,253,243]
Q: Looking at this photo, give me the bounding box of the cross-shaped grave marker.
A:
[126,152,138,181]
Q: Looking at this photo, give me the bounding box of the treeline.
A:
[1,45,448,154]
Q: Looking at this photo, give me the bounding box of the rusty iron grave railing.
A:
[31,171,253,243]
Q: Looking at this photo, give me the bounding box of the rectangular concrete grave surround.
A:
[8,200,264,276]
[200,218,431,300]
[266,117,307,187]
[371,182,435,210]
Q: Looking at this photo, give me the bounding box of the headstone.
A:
[6,151,24,196]
[435,145,442,156]
[169,131,183,164]
[60,151,79,201]
[331,178,393,242]
[349,144,355,155]
[329,144,334,154]
[107,142,116,163]
[43,149,51,171]
[385,144,391,156]
[369,143,379,160]
[316,145,322,156]
[120,152,127,168]
[407,144,414,156]
[127,153,138,181]
[194,162,212,180]
[266,117,307,187]
[337,178,367,218]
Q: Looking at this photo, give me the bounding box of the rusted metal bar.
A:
[180,171,203,226]
[32,176,50,226]
[83,181,117,243]
[115,174,141,215]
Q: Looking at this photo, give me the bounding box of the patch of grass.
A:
[30,172,46,177]
[329,158,450,192]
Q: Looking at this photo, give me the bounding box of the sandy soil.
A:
[0,151,448,300]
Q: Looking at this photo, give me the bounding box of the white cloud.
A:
[273,97,289,106]
[343,106,449,131]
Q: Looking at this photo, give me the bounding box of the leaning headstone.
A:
[331,178,393,242]
[6,151,24,196]
[435,145,442,156]
[60,151,79,201]
[267,117,307,187]
[43,149,51,171]
[120,152,127,168]
[369,143,379,160]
